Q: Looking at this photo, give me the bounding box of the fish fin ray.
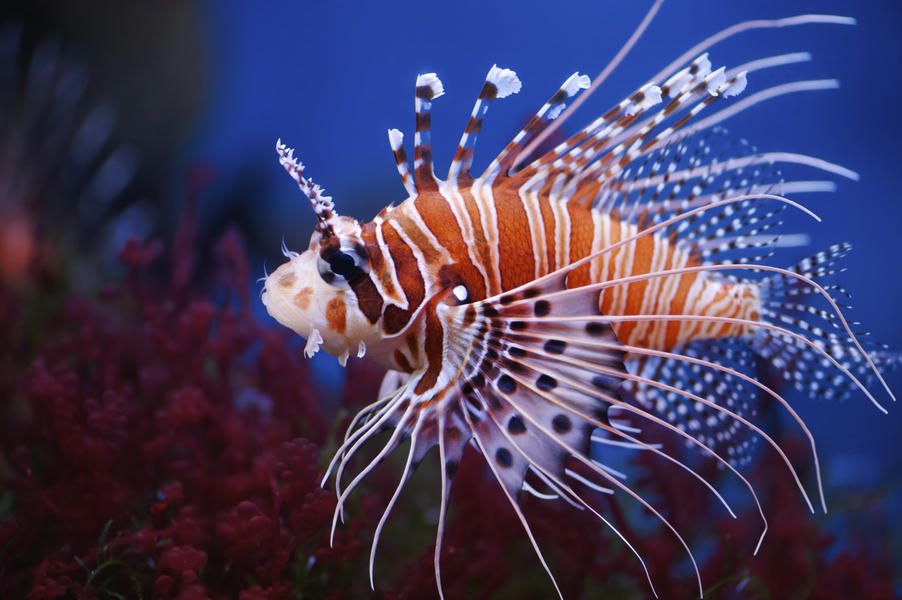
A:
[624,338,762,468]
[757,245,902,401]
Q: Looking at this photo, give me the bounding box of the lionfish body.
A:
[262,7,896,598]
[368,185,761,352]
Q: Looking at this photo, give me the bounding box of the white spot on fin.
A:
[625,84,662,116]
[487,65,522,98]
[546,72,592,120]
[662,53,710,97]
[706,67,727,96]
[723,70,748,98]
[337,349,349,367]
[357,341,367,358]
[547,104,566,120]
[562,72,591,96]
[696,53,712,79]
[388,128,404,150]
[416,73,445,99]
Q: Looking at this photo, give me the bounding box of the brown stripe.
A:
[537,190,556,272]
[566,200,593,286]
[394,349,414,373]
[479,81,498,100]
[415,111,431,131]
[453,146,474,166]
[616,234,656,343]
[381,220,425,334]
[643,235,677,347]
[361,222,401,306]
[414,190,487,300]
[391,208,444,268]
[416,84,437,100]
[549,89,567,104]
[493,186,535,291]
[349,275,383,324]
[570,179,600,210]
[414,297,445,394]
[350,224,385,323]
[664,271,698,349]
[460,186,497,294]
[414,145,437,190]
[598,214,623,323]
[662,97,682,117]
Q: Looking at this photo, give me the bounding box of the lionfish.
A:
[262,4,896,597]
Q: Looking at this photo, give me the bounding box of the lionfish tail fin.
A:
[756,244,899,406]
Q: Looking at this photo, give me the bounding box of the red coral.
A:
[0,189,342,597]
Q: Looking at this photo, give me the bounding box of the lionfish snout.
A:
[262,249,372,365]
[262,252,310,331]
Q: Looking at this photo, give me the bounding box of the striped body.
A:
[358,184,759,374]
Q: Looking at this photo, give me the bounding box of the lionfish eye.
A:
[317,245,368,286]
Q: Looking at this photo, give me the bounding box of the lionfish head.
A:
[262,141,376,362]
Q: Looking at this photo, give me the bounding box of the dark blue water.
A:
[193,0,902,578]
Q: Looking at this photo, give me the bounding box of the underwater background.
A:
[1,0,900,598]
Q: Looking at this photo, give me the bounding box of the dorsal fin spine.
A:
[448,65,521,187]
[414,73,445,190]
